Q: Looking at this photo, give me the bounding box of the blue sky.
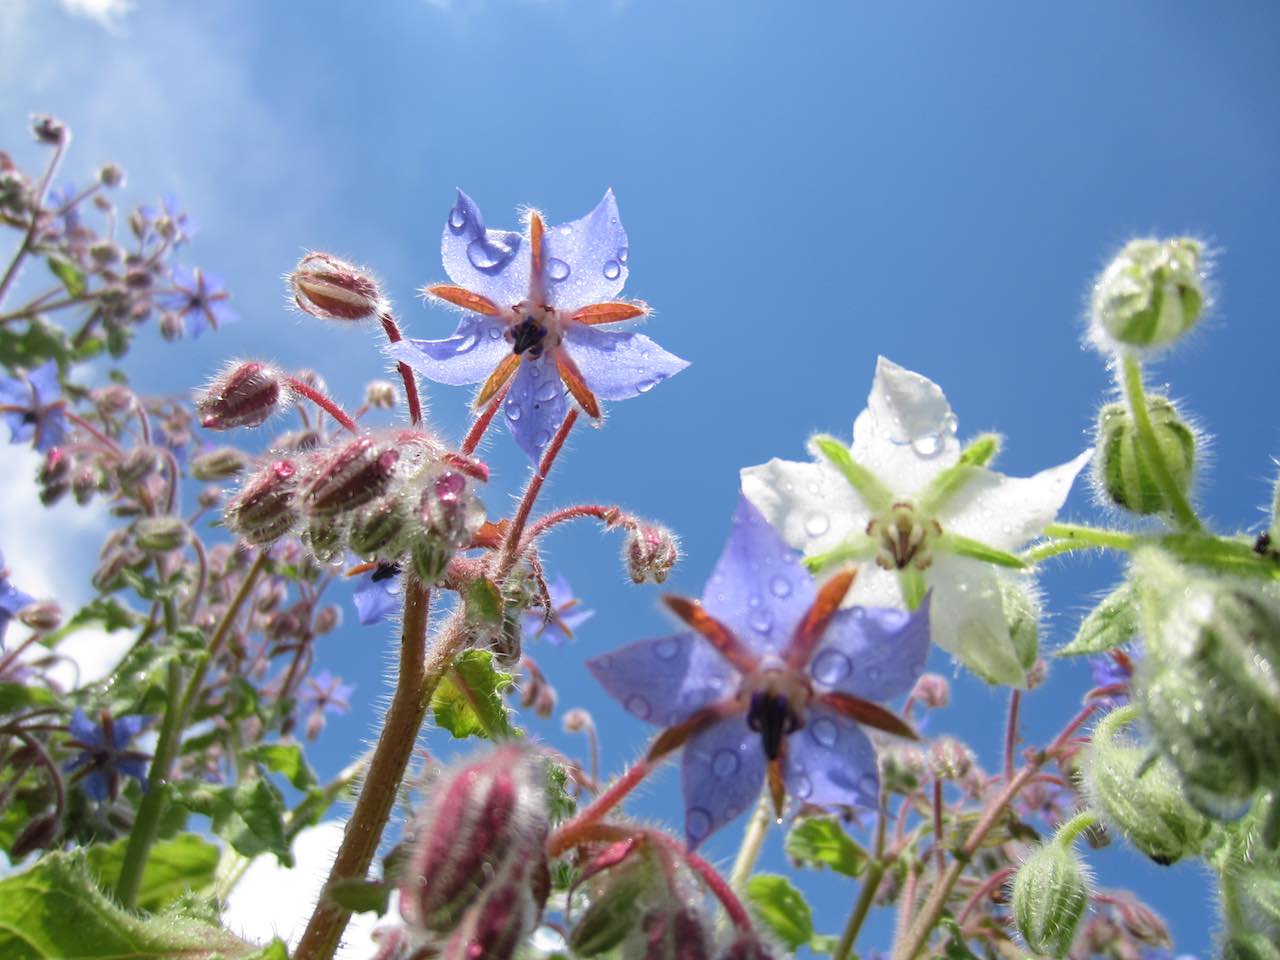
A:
[5,0,1280,954]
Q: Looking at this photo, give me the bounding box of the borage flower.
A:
[0,360,67,452]
[391,190,688,461]
[158,265,237,338]
[520,573,593,645]
[742,357,1091,686]
[63,709,154,802]
[587,496,929,847]
[348,559,403,626]
[300,669,355,739]
[0,549,36,649]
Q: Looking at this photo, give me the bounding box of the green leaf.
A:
[0,851,262,958]
[247,942,290,960]
[0,682,55,716]
[207,780,293,865]
[545,761,577,825]
[47,595,139,646]
[244,743,318,791]
[46,255,86,297]
[431,649,515,740]
[0,318,68,372]
[745,874,813,951]
[810,933,840,955]
[1057,582,1138,656]
[325,877,391,915]
[464,576,504,628]
[785,816,867,877]
[85,833,219,912]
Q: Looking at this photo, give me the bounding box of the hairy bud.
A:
[639,905,711,960]
[10,813,60,859]
[349,494,411,559]
[302,436,400,517]
[97,163,124,188]
[1091,237,1205,351]
[291,252,383,322]
[133,516,190,553]
[303,515,346,563]
[198,362,286,430]
[18,600,61,632]
[623,522,679,584]
[568,841,659,957]
[440,877,536,960]
[191,446,249,481]
[928,736,975,781]
[31,114,67,146]
[366,380,399,410]
[1000,577,1041,672]
[716,935,778,960]
[1094,398,1196,515]
[411,469,485,583]
[116,447,159,487]
[227,460,300,544]
[1012,840,1090,958]
[879,744,929,794]
[909,673,949,709]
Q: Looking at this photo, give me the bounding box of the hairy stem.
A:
[833,791,889,960]
[728,790,773,891]
[376,310,422,427]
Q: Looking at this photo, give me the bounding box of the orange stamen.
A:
[344,561,378,578]
[474,353,521,410]
[767,760,787,817]
[787,569,858,670]
[818,691,919,741]
[571,301,650,325]
[529,212,545,279]
[425,284,501,316]
[555,350,601,420]
[662,596,760,675]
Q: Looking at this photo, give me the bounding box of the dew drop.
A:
[655,637,681,660]
[466,236,516,272]
[942,412,959,436]
[617,246,629,264]
[625,694,651,719]
[811,648,853,685]
[454,331,479,353]
[547,257,570,282]
[486,326,502,340]
[810,717,839,748]
[804,512,830,537]
[506,404,521,422]
[793,774,813,799]
[602,259,622,280]
[448,205,467,231]
[535,381,560,403]
[769,575,792,598]
[911,433,943,457]
[687,807,713,841]
[857,773,879,801]
[636,378,658,394]
[748,608,773,634]
[711,749,740,778]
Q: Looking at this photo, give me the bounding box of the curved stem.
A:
[1119,354,1201,532]
[547,757,657,856]
[496,411,578,577]
[520,504,625,550]
[1054,809,1099,847]
[1025,523,1140,563]
[728,790,773,891]
[377,310,422,426]
[283,377,358,434]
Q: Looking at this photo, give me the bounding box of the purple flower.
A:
[139,194,197,247]
[350,560,402,626]
[1089,648,1135,707]
[46,182,82,234]
[520,573,593,645]
[390,190,689,462]
[158,265,236,338]
[587,496,930,847]
[0,361,68,452]
[300,669,355,739]
[63,709,154,802]
[0,549,36,650]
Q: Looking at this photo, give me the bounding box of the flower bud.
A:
[303,515,346,563]
[97,163,125,188]
[716,935,778,960]
[639,905,711,960]
[1012,841,1090,958]
[1133,549,1280,816]
[1000,577,1040,672]
[623,522,679,584]
[133,516,190,553]
[1094,398,1196,515]
[928,736,975,781]
[349,494,411,559]
[18,600,62,632]
[1224,934,1280,960]
[291,252,383,322]
[1091,237,1205,351]
[1083,707,1210,865]
[366,380,399,410]
[440,877,536,960]
[116,447,159,487]
[879,744,928,794]
[302,436,400,517]
[909,673,949,709]
[31,114,67,146]
[38,447,70,486]
[411,469,485,583]
[227,459,300,545]
[191,446,249,481]
[197,362,286,430]
[399,745,548,933]
[568,842,658,957]
[314,605,342,635]
[10,813,60,859]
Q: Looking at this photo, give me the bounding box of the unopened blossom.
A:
[742,357,1091,687]
[391,190,688,461]
[0,549,36,649]
[63,709,153,802]
[159,265,236,337]
[351,561,402,626]
[0,361,67,452]
[588,496,929,847]
[520,573,593,645]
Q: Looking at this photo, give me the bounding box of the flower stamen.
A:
[867,501,941,571]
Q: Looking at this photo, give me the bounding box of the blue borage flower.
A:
[63,709,154,803]
[587,496,929,847]
[0,549,36,650]
[158,265,237,338]
[348,559,402,626]
[390,190,689,462]
[520,573,593,645]
[0,360,67,453]
[300,669,355,739]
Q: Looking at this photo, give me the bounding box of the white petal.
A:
[926,554,1027,687]
[850,357,961,496]
[842,564,903,610]
[941,449,1094,551]
[741,458,868,556]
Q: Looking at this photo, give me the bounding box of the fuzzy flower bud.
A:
[191,447,249,481]
[18,600,62,632]
[1091,237,1205,351]
[197,362,286,430]
[909,673,950,709]
[879,744,929,794]
[623,522,679,584]
[349,494,411,559]
[365,380,399,410]
[716,935,778,960]
[440,877,537,960]
[291,252,383,322]
[1012,840,1091,958]
[226,459,300,545]
[568,842,660,957]
[411,469,485,583]
[1094,398,1196,516]
[116,447,159,487]
[301,436,400,517]
[399,745,548,934]
[303,515,346,563]
[133,516,190,553]
[97,163,125,188]
[31,114,67,146]
[639,905,711,960]
[928,736,975,781]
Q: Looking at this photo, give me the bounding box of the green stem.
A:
[1025,522,1141,563]
[728,791,773,891]
[1119,354,1201,532]
[1053,809,1099,847]
[833,791,889,960]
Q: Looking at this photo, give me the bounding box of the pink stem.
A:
[377,310,422,427]
[547,757,655,856]
[283,377,358,434]
[461,382,511,456]
[1004,690,1021,783]
[957,866,1015,924]
[497,410,578,576]
[520,504,626,549]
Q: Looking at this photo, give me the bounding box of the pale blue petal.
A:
[808,596,931,701]
[441,190,529,307]
[111,714,153,749]
[561,326,689,401]
[354,572,400,625]
[69,709,101,746]
[785,704,880,809]
[542,190,630,311]
[388,315,510,386]
[27,362,60,407]
[503,355,567,463]
[586,632,737,727]
[681,713,765,849]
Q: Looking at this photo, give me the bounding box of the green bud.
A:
[1084,707,1210,865]
[348,494,410,559]
[1134,550,1280,815]
[132,516,189,553]
[1091,237,1205,351]
[568,854,657,957]
[1094,398,1196,515]
[1000,578,1040,671]
[1223,934,1280,960]
[303,515,346,564]
[190,446,249,481]
[1011,840,1090,957]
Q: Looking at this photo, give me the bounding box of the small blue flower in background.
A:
[520,573,594,645]
[0,549,36,650]
[300,669,355,739]
[391,189,689,462]
[46,182,82,234]
[63,709,154,802]
[348,560,402,626]
[139,194,197,247]
[158,265,237,338]
[1090,647,1135,708]
[0,361,68,452]
[587,495,930,847]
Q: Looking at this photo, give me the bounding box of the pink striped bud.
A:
[400,745,548,934]
[716,934,778,960]
[291,252,383,322]
[440,878,535,960]
[641,906,711,960]
[411,469,485,583]
[623,522,680,584]
[198,362,286,430]
[227,459,299,544]
[302,436,401,517]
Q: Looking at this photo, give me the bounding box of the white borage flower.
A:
[741,356,1093,687]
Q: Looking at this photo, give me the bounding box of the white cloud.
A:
[57,0,135,30]
[224,821,383,960]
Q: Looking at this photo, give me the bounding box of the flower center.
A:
[740,660,811,761]
[867,501,941,571]
[506,301,560,358]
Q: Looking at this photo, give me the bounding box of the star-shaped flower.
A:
[0,549,36,650]
[349,560,403,626]
[158,265,237,338]
[520,573,593,645]
[742,357,1092,687]
[300,669,355,739]
[390,190,689,462]
[63,709,154,803]
[0,360,67,452]
[587,496,929,847]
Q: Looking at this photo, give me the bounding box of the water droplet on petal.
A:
[602,259,621,280]
[857,773,879,801]
[942,412,959,436]
[911,433,943,457]
[535,381,560,403]
[537,429,552,446]
[454,331,479,353]
[655,637,681,660]
[505,403,521,422]
[466,236,516,273]
[811,648,853,685]
[810,717,839,748]
[487,326,502,340]
[793,774,813,799]
[804,512,830,537]
[748,608,773,634]
[712,749,740,777]
[547,257,570,282]
[769,575,792,598]
[625,694,651,719]
[636,378,659,394]
[448,206,467,231]
[617,246,629,264]
[687,807,712,841]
